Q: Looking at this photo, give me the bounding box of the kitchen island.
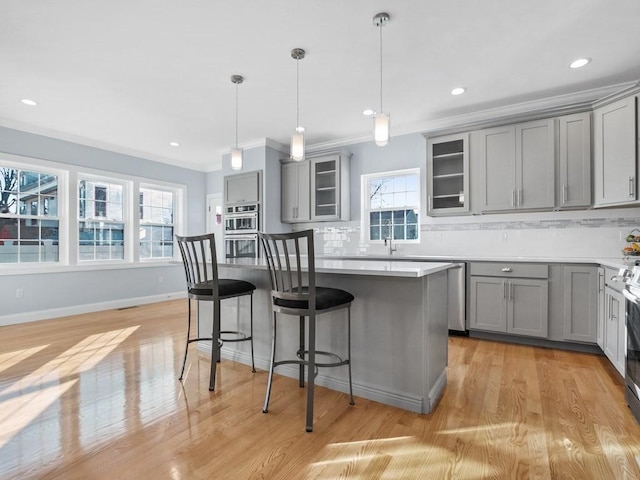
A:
[199,258,456,414]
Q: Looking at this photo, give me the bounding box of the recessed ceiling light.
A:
[451,87,466,96]
[362,109,375,116]
[21,98,38,106]
[569,58,591,69]
[169,142,180,147]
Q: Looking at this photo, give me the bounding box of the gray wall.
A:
[0,126,207,325]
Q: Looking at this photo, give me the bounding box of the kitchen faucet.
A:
[384,219,397,255]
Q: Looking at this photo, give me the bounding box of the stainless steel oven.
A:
[624,268,640,423]
[225,204,259,234]
[224,203,260,259]
[225,234,259,259]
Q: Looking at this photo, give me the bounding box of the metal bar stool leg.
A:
[347,306,355,405]
[263,311,278,413]
[250,293,256,373]
[306,313,316,432]
[179,298,192,381]
[209,299,220,391]
[299,316,305,388]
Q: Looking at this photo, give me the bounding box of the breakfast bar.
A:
[200,258,455,413]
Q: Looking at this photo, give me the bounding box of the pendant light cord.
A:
[379,23,383,114]
[296,58,300,128]
[235,82,239,148]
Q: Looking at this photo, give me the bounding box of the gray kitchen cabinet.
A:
[224,170,261,205]
[593,95,638,207]
[469,262,548,338]
[477,119,555,212]
[309,151,350,221]
[603,268,626,377]
[562,266,598,343]
[281,161,310,223]
[597,267,605,349]
[558,112,592,209]
[426,132,470,216]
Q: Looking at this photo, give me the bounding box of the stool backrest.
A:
[176,233,220,299]
[259,229,316,314]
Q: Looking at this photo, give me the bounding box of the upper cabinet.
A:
[281,161,310,223]
[558,112,592,209]
[310,152,350,221]
[426,133,470,216]
[281,151,350,223]
[224,170,261,205]
[475,118,555,213]
[593,95,638,207]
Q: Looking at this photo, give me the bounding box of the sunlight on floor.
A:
[0,326,139,449]
[0,345,49,375]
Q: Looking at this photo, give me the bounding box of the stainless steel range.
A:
[622,264,640,423]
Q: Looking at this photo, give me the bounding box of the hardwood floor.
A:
[1,299,640,479]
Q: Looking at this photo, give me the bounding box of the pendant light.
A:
[290,48,306,161]
[373,12,390,147]
[230,74,244,170]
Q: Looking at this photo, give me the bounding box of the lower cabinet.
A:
[604,284,626,377]
[562,266,598,343]
[470,274,549,338]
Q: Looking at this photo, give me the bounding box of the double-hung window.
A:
[78,176,126,261]
[139,186,175,260]
[362,169,420,243]
[0,166,61,263]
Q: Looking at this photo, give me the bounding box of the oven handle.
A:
[225,234,258,240]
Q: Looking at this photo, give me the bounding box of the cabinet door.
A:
[594,96,637,206]
[515,119,555,210]
[558,112,592,208]
[603,287,620,370]
[281,162,309,222]
[427,133,469,215]
[597,267,605,349]
[311,155,342,220]
[478,126,516,212]
[614,290,626,377]
[507,278,548,338]
[562,266,597,343]
[225,171,260,205]
[469,276,507,332]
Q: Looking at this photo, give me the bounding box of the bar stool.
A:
[176,233,256,391]
[258,229,355,432]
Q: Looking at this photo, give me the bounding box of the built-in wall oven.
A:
[623,265,640,423]
[224,204,259,259]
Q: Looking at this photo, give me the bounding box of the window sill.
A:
[0,260,181,277]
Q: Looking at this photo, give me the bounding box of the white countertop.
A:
[220,257,456,278]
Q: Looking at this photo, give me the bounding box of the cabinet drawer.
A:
[469,262,549,279]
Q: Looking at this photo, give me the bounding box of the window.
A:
[362,169,420,242]
[78,177,125,261]
[139,187,175,259]
[0,166,60,263]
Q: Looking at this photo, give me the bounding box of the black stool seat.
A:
[274,286,354,311]
[189,279,256,298]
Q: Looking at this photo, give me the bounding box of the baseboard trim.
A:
[0,292,185,327]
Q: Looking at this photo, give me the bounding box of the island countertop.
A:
[220,257,456,278]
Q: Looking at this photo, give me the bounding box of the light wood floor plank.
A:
[1,300,640,479]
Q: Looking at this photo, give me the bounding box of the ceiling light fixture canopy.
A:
[290,48,306,161]
[373,12,390,147]
[230,74,244,171]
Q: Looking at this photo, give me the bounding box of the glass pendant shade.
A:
[374,112,390,146]
[290,130,305,161]
[231,147,243,170]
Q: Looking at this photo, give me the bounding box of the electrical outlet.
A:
[16,288,24,298]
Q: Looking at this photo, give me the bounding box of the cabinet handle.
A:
[512,190,516,207]
[503,280,507,299]
[509,282,513,301]
[630,176,636,198]
[517,189,522,207]
[501,267,512,272]
[428,195,431,212]
[562,184,567,205]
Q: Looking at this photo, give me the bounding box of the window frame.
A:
[361,168,421,244]
[0,152,186,274]
[138,182,181,262]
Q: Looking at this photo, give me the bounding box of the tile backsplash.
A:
[310,208,640,259]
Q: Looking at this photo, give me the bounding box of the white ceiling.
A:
[2,0,640,172]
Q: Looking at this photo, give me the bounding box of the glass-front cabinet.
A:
[426,132,469,216]
[310,151,350,221]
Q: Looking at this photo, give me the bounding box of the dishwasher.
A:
[447,262,467,334]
